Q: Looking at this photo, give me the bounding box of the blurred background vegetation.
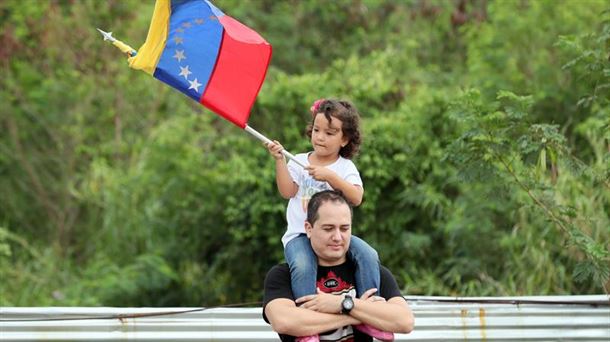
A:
[0,0,608,307]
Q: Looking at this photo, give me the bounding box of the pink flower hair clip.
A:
[310,99,325,115]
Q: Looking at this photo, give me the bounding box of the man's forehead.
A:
[315,201,351,224]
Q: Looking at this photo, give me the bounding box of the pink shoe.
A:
[296,335,319,342]
[354,324,394,341]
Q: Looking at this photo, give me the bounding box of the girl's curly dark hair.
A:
[306,99,362,159]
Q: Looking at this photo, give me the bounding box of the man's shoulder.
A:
[379,264,397,285]
[378,264,405,301]
[263,263,294,322]
[265,263,290,282]
[271,263,289,270]
[380,265,394,276]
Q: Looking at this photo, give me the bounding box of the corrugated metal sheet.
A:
[1,295,608,341]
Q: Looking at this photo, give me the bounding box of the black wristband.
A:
[341,295,354,314]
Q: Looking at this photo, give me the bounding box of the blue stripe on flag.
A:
[154,0,223,101]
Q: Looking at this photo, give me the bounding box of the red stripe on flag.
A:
[200,15,272,128]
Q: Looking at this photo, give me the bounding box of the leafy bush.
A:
[1,0,608,306]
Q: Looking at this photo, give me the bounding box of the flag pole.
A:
[97,29,304,168]
[97,28,137,57]
[245,125,306,168]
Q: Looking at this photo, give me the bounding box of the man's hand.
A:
[360,288,386,303]
[295,288,344,314]
[296,288,388,315]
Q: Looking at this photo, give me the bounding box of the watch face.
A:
[345,299,353,310]
[342,295,354,313]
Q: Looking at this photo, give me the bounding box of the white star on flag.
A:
[173,50,186,62]
[179,65,192,79]
[174,36,184,45]
[188,78,202,92]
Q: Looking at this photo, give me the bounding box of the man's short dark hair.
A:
[306,190,353,225]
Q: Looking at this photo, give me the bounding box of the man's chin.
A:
[319,253,347,266]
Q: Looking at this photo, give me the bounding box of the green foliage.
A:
[446,88,609,292]
[1,0,608,306]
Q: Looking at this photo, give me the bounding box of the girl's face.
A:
[311,113,348,159]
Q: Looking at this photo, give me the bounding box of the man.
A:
[263,190,414,341]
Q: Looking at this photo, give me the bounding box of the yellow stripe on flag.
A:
[128,0,171,75]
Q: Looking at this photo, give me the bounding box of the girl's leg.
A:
[348,235,380,297]
[349,236,394,340]
[284,234,318,299]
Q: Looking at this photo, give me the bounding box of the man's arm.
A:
[296,267,414,334]
[265,298,360,337]
[296,290,414,334]
[349,266,414,333]
[349,296,413,333]
[263,264,360,337]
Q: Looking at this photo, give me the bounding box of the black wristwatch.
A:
[341,294,354,314]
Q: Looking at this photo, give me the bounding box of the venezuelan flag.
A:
[129,0,272,128]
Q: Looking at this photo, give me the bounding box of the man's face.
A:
[305,200,352,266]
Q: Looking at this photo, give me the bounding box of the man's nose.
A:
[331,230,342,241]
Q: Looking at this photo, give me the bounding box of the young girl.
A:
[267,99,391,341]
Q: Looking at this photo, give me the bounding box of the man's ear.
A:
[305,221,313,238]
